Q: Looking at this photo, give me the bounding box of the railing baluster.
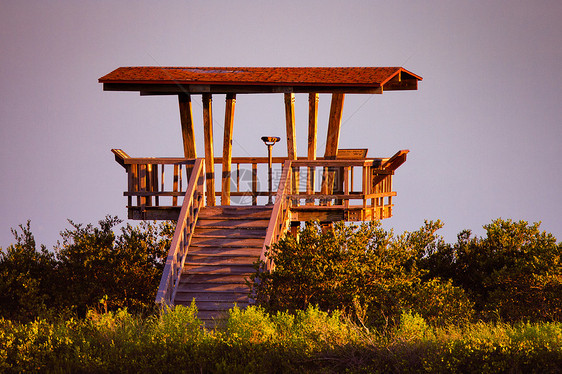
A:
[252,163,257,206]
[173,165,179,206]
[160,165,165,205]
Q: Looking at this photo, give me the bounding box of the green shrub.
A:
[0,217,173,321]
[252,221,474,328]
[1,308,561,373]
[422,219,562,322]
[0,222,57,322]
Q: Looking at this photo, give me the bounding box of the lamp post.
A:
[261,136,281,205]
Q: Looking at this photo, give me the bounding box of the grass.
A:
[1,305,561,373]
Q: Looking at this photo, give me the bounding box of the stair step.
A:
[196,219,269,228]
[180,300,250,310]
[176,281,250,292]
[183,264,255,274]
[198,206,273,219]
[185,255,258,265]
[175,291,249,302]
[180,273,251,284]
[190,237,264,247]
[168,204,272,323]
[193,228,267,238]
[188,246,262,256]
[197,310,229,321]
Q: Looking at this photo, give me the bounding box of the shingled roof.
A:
[99,66,422,95]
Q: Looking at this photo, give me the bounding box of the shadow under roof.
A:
[99,66,422,95]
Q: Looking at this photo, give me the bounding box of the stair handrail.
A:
[155,158,205,305]
[261,160,293,271]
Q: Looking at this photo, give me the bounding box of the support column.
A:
[322,93,345,196]
[284,93,298,199]
[307,93,318,204]
[202,93,215,206]
[222,93,236,205]
[324,93,345,159]
[179,94,197,158]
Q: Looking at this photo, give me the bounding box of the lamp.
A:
[261,136,281,205]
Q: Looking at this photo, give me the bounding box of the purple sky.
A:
[1,1,561,250]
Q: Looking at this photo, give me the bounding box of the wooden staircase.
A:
[173,205,272,323]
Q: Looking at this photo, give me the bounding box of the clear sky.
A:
[1,0,561,249]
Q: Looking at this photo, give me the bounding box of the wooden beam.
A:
[202,93,215,206]
[105,83,384,95]
[284,93,297,160]
[382,79,418,91]
[285,93,298,197]
[307,93,319,203]
[308,93,318,160]
[222,93,236,205]
[324,93,345,159]
[178,94,196,158]
[322,93,345,196]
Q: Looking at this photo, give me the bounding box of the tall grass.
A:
[1,306,561,373]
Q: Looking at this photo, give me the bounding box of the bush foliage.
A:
[1,216,560,327]
[1,306,561,373]
[252,221,474,328]
[0,217,173,321]
[253,219,561,326]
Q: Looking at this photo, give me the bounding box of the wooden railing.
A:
[155,158,205,305]
[260,160,293,271]
[288,150,408,221]
[112,149,407,221]
[112,149,199,219]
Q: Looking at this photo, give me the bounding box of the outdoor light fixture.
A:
[261,136,281,205]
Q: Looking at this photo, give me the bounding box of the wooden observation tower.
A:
[99,66,422,322]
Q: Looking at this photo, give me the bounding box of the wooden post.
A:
[222,93,236,205]
[322,93,345,197]
[324,93,345,158]
[179,94,196,158]
[284,93,298,199]
[202,93,215,206]
[307,93,318,204]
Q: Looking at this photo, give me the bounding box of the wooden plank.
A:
[252,163,258,205]
[323,93,345,196]
[183,264,255,274]
[307,93,318,204]
[337,148,368,159]
[381,149,409,171]
[196,219,269,228]
[111,149,130,168]
[202,93,216,206]
[372,150,408,188]
[180,273,250,284]
[198,206,273,219]
[284,93,298,196]
[222,93,236,205]
[179,94,197,158]
[324,93,345,159]
[105,82,384,95]
[123,158,197,165]
[382,79,418,91]
[187,246,262,256]
[284,93,297,160]
[185,255,258,265]
[307,93,318,160]
[173,165,179,206]
[193,227,266,238]
[190,237,265,248]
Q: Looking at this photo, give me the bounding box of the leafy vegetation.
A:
[0,217,173,321]
[1,216,561,371]
[421,219,562,322]
[253,219,561,327]
[1,306,561,373]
